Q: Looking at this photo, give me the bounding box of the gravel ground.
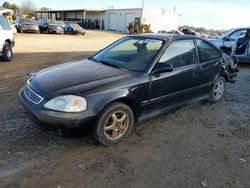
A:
[0,31,250,188]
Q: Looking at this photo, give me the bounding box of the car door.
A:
[223,29,248,56]
[192,39,222,95]
[0,25,3,51]
[0,16,11,51]
[147,39,199,113]
[223,30,241,49]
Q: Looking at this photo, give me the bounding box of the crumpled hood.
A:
[29,59,130,98]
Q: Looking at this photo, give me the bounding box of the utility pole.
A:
[142,0,144,8]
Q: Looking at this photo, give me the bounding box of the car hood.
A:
[29,59,130,98]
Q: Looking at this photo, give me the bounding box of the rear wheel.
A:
[208,77,225,103]
[95,102,134,145]
[2,42,13,62]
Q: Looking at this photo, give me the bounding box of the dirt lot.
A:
[0,31,250,188]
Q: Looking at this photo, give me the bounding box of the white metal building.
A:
[36,8,179,33]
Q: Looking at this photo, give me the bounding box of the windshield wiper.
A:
[99,60,121,69]
[88,58,122,70]
[88,57,98,62]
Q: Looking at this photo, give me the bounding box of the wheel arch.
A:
[98,97,139,122]
[5,39,11,45]
[114,98,139,120]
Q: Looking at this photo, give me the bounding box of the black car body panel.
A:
[182,28,196,35]
[64,23,86,35]
[19,34,238,136]
[39,19,64,34]
[29,59,130,98]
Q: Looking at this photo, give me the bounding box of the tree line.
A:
[0,0,51,17]
[179,25,228,36]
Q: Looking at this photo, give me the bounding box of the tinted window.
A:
[196,39,220,62]
[0,16,11,30]
[159,40,197,68]
[93,37,163,72]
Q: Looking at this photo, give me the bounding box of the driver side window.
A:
[159,40,197,69]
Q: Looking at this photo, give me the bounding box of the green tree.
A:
[20,0,37,17]
[39,7,52,11]
[2,1,20,12]
[2,2,11,9]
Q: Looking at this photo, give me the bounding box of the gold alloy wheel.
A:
[104,111,129,140]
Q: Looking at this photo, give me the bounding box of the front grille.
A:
[23,85,43,104]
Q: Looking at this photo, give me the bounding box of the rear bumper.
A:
[19,88,97,136]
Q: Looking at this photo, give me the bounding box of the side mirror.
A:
[152,63,174,74]
[224,37,230,41]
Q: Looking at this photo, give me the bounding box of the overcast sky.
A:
[1,0,249,30]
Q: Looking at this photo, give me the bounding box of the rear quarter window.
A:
[196,39,221,62]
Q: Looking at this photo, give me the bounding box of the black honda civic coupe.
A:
[19,34,238,145]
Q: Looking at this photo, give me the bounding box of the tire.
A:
[2,42,13,62]
[95,102,134,145]
[208,76,226,103]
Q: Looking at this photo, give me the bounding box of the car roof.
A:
[233,27,250,31]
[134,33,199,42]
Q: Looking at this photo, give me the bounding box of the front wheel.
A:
[208,77,226,103]
[95,102,134,145]
[2,42,13,62]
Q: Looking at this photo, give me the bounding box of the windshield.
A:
[47,20,64,25]
[221,29,235,38]
[72,24,84,30]
[21,19,36,24]
[92,37,164,72]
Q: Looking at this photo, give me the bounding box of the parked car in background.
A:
[159,30,184,35]
[211,27,250,63]
[15,18,39,33]
[0,15,15,61]
[166,30,184,35]
[182,28,196,35]
[64,23,86,35]
[19,34,238,145]
[39,19,64,34]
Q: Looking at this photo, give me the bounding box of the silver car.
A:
[211,27,250,63]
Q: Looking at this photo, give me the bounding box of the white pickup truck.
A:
[0,15,15,62]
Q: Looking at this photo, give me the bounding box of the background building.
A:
[36,8,179,33]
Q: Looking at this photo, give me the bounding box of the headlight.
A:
[44,95,87,112]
